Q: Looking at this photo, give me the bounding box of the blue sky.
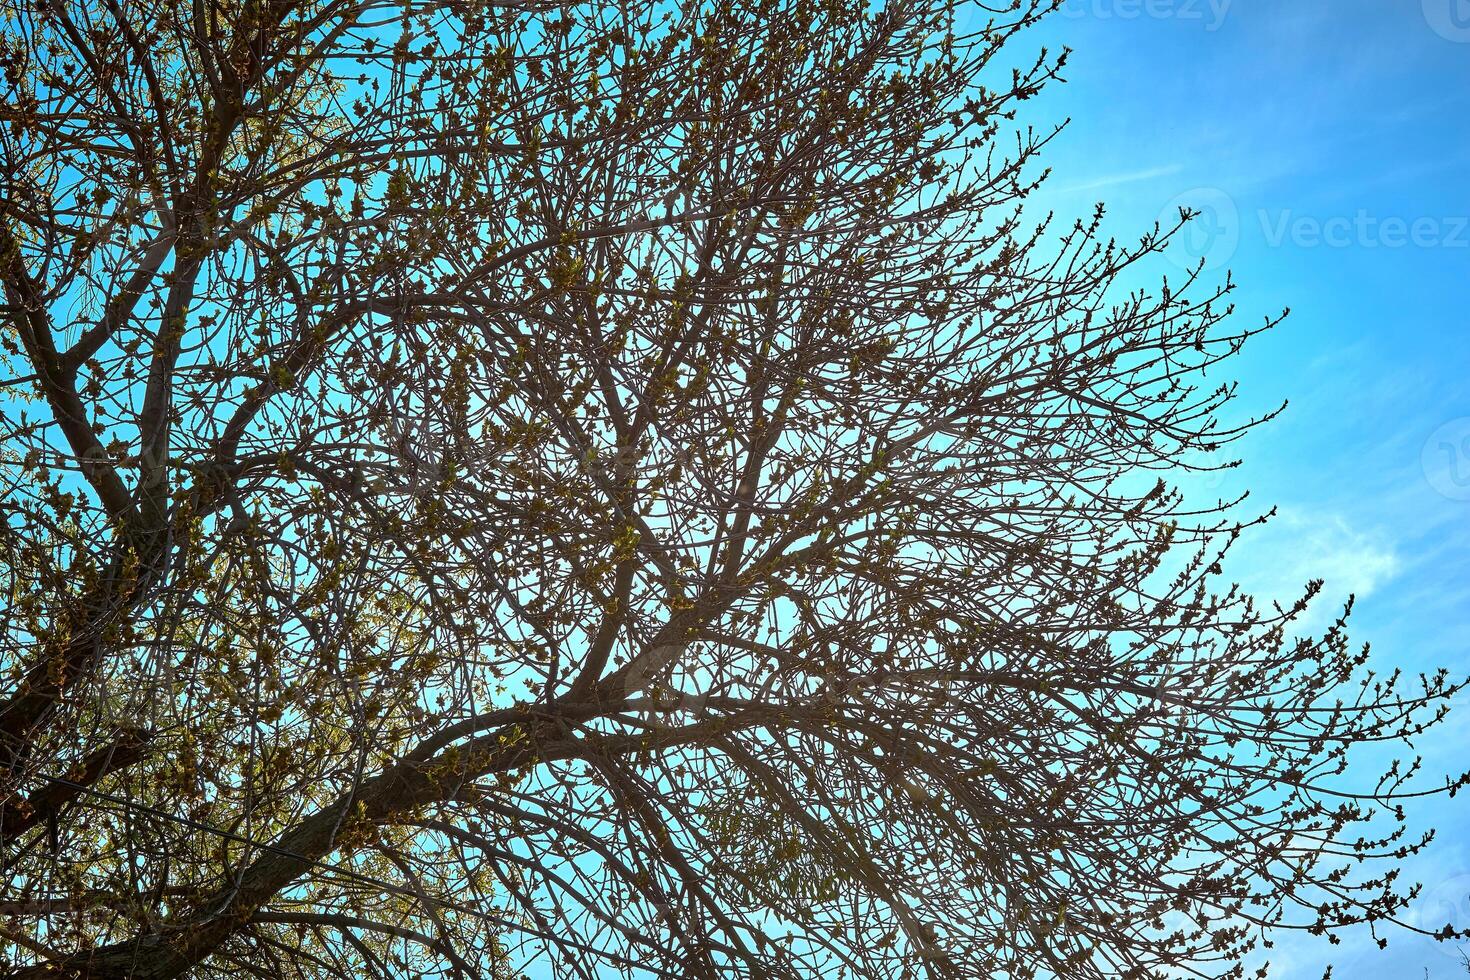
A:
[1024,1,1470,976]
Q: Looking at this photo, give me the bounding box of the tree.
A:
[0,0,1463,977]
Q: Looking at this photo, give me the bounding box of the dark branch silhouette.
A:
[0,0,1465,977]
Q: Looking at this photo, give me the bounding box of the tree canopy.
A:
[0,0,1465,977]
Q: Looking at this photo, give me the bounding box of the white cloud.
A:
[1046,163,1186,196]
[1229,509,1401,627]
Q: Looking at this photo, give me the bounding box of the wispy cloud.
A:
[1230,510,1401,628]
[1047,163,1185,195]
